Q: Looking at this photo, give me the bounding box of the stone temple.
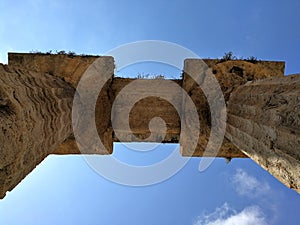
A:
[0,53,299,198]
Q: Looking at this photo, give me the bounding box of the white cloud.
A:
[194,203,268,225]
[231,168,270,197]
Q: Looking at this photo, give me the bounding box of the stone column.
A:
[226,75,300,193]
[8,53,115,155]
[0,65,74,198]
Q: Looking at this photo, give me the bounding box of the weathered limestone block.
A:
[8,54,284,158]
[8,53,98,87]
[9,54,115,155]
[1,52,295,198]
[72,57,114,154]
[181,59,284,157]
[226,74,300,193]
[111,78,181,142]
[0,64,75,198]
[203,59,285,101]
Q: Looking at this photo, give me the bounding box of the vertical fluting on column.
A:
[226,75,300,193]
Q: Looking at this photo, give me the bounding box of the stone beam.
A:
[110,78,182,142]
[226,75,300,193]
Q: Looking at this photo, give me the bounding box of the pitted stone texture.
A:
[9,54,115,155]
[226,74,300,193]
[181,59,284,157]
[0,64,75,198]
[8,53,98,87]
[72,57,115,154]
[111,78,181,143]
[1,53,296,198]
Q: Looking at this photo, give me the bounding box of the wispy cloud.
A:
[231,168,270,197]
[230,168,279,224]
[193,203,267,225]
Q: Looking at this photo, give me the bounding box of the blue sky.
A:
[0,0,300,224]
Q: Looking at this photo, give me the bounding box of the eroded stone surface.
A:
[226,74,300,193]
[8,54,284,158]
[181,59,284,157]
[1,53,293,199]
[0,64,75,199]
[111,78,182,142]
[8,53,98,87]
